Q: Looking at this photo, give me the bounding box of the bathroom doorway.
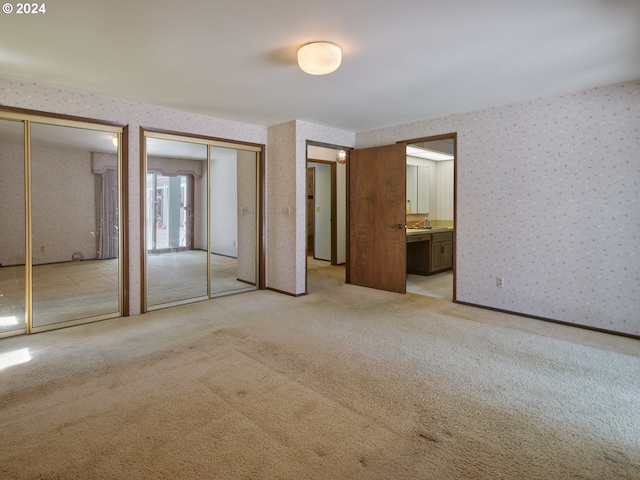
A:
[403,133,456,301]
[345,133,456,300]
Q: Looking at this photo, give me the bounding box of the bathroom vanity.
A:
[406,228,453,275]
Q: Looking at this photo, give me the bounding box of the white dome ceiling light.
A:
[297,42,342,75]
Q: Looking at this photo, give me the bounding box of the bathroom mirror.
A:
[406,140,454,215]
[406,164,429,214]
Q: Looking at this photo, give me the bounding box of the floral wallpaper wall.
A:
[0,143,96,265]
[266,121,298,294]
[266,120,354,295]
[357,81,640,336]
[0,77,266,315]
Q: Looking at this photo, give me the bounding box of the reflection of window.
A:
[146,173,191,251]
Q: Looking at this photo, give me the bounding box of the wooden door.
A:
[348,144,406,293]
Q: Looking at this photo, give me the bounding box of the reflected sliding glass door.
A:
[0,111,124,337]
[143,130,262,311]
[145,137,208,307]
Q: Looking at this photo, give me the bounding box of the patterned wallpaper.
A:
[0,142,26,266]
[357,81,640,336]
[266,120,354,295]
[0,143,96,265]
[0,77,266,315]
[266,120,298,294]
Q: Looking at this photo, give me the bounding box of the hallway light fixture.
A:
[336,149,347,163]
[298,42,342,75]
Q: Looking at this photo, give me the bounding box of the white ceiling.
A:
[1,0,639,133]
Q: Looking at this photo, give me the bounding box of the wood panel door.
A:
[348,144,406,293]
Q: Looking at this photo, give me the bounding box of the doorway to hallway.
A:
[305,142,348,293]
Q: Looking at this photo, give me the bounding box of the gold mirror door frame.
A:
[142,129,262,312]
[0,110,126,338]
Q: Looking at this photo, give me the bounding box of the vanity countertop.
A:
[406,227,453,235]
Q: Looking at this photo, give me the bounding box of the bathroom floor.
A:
[406,271,453,300]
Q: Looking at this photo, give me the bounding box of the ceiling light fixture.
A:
[406,146,454,161]
[336,149,347,163]
[297,42,342,75]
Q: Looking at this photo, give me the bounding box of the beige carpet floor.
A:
[1,265,639,479]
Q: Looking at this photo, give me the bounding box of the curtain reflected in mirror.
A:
[145,133,259,310]
[145,137,208,307]
[30,123,120,328]
[0,119,27,334]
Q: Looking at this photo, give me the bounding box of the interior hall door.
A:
[348,143,406,293]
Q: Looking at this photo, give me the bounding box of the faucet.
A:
[412,217,429,229]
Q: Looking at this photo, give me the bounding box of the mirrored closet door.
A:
[143,130,262,311]
[145,137,208,308]
[30,123,122,329]
[0,119,27,335]
[0,111,125,337]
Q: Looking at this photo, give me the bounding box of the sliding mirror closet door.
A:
[145,137,208,309]
[30,123,121,329]
[0,119,27,335]
[209,147,258,296]
[144,131,261,310]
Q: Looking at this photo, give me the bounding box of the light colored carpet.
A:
[1,266,639,479]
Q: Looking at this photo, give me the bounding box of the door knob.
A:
[395,224,404,229]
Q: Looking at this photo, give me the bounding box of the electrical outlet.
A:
[496,276,504,288]
[40,246,45,252]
